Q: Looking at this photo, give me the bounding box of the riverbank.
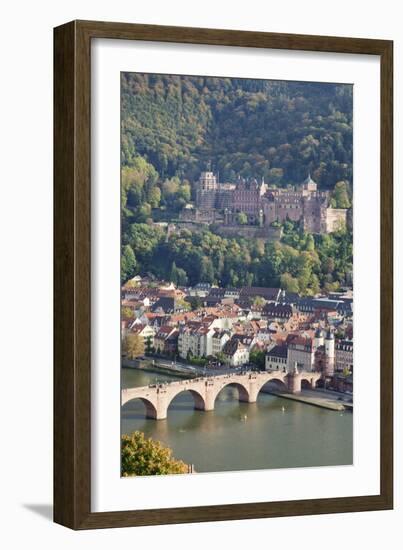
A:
[122,358,197,379]
[268,390,353,411]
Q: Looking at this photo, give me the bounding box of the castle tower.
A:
[196,171,218,209]
[199,171,218,191]
[302,173,318,194]
[324,329,335,376]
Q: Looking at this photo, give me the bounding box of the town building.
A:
[222,337,250,367]
[263,302,294,322]
[286,334,316,372]
[151,296,183,314]
[177,322,215,359]
[265,344,288,371]
[230,333,257,352]
[281,329,335,374]
[128,323,156,347]
[239,287,282,302]
[211,329,231,356]
[335,339,353,373]
[154,326,179,355]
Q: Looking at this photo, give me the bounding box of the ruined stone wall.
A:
[302,196,326,233]
[325,208,347,233]
[196,189,217,209]
[214,224,282,241]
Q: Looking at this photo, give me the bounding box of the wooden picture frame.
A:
[54,20,393,529]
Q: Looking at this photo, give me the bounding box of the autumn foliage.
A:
[123,333,145,359]
[121,431,188,476]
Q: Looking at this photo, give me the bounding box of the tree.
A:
[200,257,215,284]
[147,186,161,208]
[122,432,188,476]
[305,234,315,251]
[133,203,152,223]
[236,212,248,225]
[252,296,266,308]
[189,355,208,367]
[144,336,154,355]
[121,157,159,210]
[177,298,191,311]
[267,168,284,185]
[121,245,136,283]
[190,296,202,310]
[121,307,134,320]
[215,351,227,365]
[178,181,191,203]
[249,349,265,369]
[169,261,179,285]
[176,267,188,286]
[332,181,351,209]
[280,272,299,293]
[123,333,145,359]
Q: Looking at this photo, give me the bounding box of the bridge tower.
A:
[324,329,335,376]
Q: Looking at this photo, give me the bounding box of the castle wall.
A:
[262,195,303,226]
[215,190,232,209]
[233,188,262,215]
[302,195,327,233]
[326,208,347,233]
[196,189,217,209]
[214,224,282,241]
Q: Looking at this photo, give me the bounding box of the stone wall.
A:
[326,208,347,233]
[214,224,282,241]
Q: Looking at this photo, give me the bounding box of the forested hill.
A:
[121,73,353,189]
[120,74,353,291]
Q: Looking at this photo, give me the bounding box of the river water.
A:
[122,368,353,473]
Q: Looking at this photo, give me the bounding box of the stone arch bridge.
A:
[122,370,322,420]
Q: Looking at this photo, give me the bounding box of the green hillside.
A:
[121,73,352,188]
[120,74,353,291]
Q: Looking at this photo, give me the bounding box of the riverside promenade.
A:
[268,388,353,411]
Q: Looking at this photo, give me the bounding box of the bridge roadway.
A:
[122,369,322,420]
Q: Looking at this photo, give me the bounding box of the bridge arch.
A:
[299,373,320,390]
[166,388,206,412]
[213,381,250,405]
[258,377,288,395]
[122,396,158,420]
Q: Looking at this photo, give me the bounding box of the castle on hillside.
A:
[193,171,347,234]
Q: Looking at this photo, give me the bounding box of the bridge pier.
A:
[149,409,167,420]
[152,389,169,420]
[287,373,301,394]
[203,394,215,412]
[247,388,259,403]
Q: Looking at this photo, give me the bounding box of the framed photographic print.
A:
[54,20,393,529]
